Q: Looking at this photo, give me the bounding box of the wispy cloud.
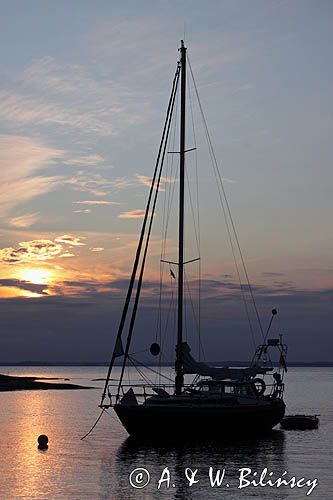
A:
[73,200,119,206]
[0,89,117,135]
[0,135,63,217]
[88,17,254,87]
[73,209,92,214]
[118,209,147,219]
[136,174,234,189]
[90,247,105,252]
[1,176,62,218]
[0,279,49,297]
[68,173,131,197]
[8,212,40,228]
[0,135,62,181]
[87,18,177,79]
[221,177,237,184]
[64,154,105,166]
[137,174,177,191]
[1,56,152,136]
[189,44,252,76]
[55,235,86,247]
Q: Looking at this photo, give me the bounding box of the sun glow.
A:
[17,268,54,285]
[0,286,44,298]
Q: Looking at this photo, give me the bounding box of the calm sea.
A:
[0,366,332,499]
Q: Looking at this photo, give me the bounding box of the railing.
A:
[101,383,175,407]
[100,380,285,408]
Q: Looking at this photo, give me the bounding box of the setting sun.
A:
[17,268,54,285]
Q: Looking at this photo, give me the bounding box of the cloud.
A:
[0,135,62,180]
[136,175,233,194]
[55,235,86,247]
[1,57,151,136]
[137,174,177,191]
[88,18,176,71]
[118,210,147,219]
[0,283,332,361]
[0,89,113,136]
[136,175,154,188]
[0,176,62,218]
[0,234,84,264]
[0,240,63,264]
[8,212,40,228]
[0,135,63,216]
[64,154,105,166]
[88,17,254,93]
[68,173,131,197]
[73,209,92,214]
[0,279,48,296]
[73,200,119,206]
[221,177,237,184]
[90,247,105,252]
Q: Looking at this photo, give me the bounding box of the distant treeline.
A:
[0,361,333,367]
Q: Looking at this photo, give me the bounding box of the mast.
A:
[175,40,186,395]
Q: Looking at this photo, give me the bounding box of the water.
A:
[0,367,332,499]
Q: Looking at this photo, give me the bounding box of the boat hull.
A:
[114,399,285,440]
[280,415,319,430]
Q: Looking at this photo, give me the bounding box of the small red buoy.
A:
[37,434,48,449]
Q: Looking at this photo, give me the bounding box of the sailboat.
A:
[100,41,288,440]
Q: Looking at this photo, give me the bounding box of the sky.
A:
[0,0,332,363]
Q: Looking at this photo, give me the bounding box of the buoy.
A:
[37,434,48,449]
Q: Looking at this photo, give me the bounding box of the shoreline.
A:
[0,374,94,392]
[1,361,333,367]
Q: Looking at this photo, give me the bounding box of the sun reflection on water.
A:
[0,389,75,498]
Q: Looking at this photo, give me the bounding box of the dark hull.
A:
[114,399,286,440]
[280,415,319,430]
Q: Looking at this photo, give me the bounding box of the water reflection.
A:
[0,368,331,498]
[100,431,286,500]
[3,391,52,498]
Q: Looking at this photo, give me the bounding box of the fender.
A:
[252,378,266,396]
